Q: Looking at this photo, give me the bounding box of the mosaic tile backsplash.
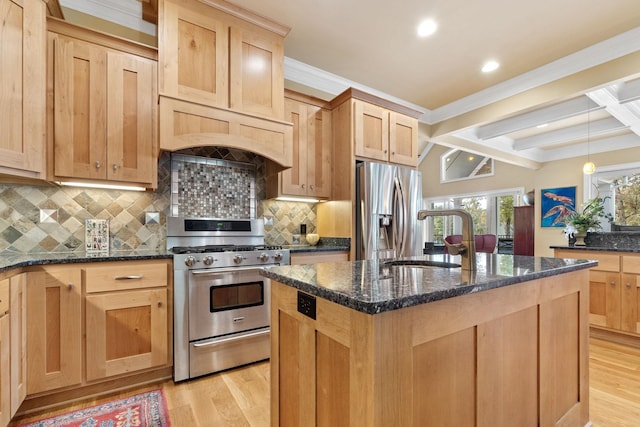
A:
[0,147,319,253]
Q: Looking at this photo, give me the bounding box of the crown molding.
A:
[60,0,157,35]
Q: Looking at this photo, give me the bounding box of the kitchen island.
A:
[261,253,595,427]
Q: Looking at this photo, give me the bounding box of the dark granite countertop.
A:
[261,253,596,315]
[550,245,640,253]
[0,249,173,274]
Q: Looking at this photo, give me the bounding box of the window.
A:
[423,188,524,244]
[585,162,640,229]
[441,149,494,183]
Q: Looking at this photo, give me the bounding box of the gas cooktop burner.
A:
[171,244,284,254]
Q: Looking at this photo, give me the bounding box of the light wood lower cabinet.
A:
[25,260,172,398]
[271,269,589,426]
[86,288,168,381]
[555,249,640,339]
[26,267,82,395]
[9,274,26,416]
[0,280,10,427]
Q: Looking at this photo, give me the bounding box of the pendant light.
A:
[583,99,596,175]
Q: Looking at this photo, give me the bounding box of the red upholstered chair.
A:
[443,234,497,254]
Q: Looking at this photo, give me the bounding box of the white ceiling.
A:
[60,0,640,169]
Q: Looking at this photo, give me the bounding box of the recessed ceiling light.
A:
[417,19,437,37]
[481,60,499,73]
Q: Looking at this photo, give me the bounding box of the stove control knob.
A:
[203,256,215,266]
[273,252,283,262]
[259,253,270,262]
[233,254,244,264]
[184,256,196,267]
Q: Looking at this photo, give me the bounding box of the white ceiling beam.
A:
[589,87,640,136]
[513,117,627,151]
[618,78,640,104]
[475,96,601,140]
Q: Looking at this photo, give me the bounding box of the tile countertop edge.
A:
[0,251,173,274]
[550,245,640,253]
[261,255,597,315]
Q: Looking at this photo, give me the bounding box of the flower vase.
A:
[575,231,587,246]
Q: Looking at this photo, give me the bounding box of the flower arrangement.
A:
[563,196,613,235]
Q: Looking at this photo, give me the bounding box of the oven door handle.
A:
[192,329,270,347]
[189,266,265,276]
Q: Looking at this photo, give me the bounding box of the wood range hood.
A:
[157,0,294,170]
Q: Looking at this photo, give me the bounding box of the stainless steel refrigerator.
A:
[355,161,422,260]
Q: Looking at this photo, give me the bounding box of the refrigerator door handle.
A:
[394,177,406,257]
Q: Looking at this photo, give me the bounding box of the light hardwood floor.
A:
[11,338,640,426]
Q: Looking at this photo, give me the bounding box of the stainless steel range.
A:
[167,217,290,381]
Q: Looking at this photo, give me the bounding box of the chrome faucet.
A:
[417,209,477,272]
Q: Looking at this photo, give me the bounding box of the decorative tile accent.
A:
[0,147,319,253]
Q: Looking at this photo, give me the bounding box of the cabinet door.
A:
[354,100,389,162]
[281,99,308,196]
[159,0,229,107]
[51,34,107,180]
[0,314,9,427]
[229,25,284,120]
[86,288,168,381]
[0,0,46,177]
[621,273,640,334]
[308,107,332,198]
[9,274,26,416]
[27,268,82,394]
[589,270,621,329]
[106,51,157,185]
[389,112,418,167]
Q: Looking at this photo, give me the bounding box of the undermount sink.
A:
[382,260,461,269]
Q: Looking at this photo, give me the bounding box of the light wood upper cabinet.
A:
[160,0,285,120]
[0,0,46,179]
[333,88,421,168]
[26,266,82,395]
[267,93,332,199]
[47,20,158,188]
[353,98,419,167]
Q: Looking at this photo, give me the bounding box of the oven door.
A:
[188,266,270,341]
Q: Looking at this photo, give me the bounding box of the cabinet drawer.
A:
[622,255,640,274]
[556,250,620,272]
[0,279,8,315]
[85,262,168,293]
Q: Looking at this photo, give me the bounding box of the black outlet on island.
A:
[297,291,316,320]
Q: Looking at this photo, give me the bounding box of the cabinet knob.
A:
[67,283,73,290]
[610,281,616,287]
[157,301,163,308]
[626,282,632,289]
[301,184,305,189]
[95,161,101,169]
[310,185,314,190]
[113,163,119,171]
[384,149,388,154]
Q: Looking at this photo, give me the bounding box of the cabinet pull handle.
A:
[114,275,144,280]
[95,161,101,169]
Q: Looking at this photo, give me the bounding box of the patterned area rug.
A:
[16,390,171,427]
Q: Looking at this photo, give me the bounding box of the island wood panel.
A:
[10,273,27,416]
[271,268,589,427]
[290,251,349,265]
